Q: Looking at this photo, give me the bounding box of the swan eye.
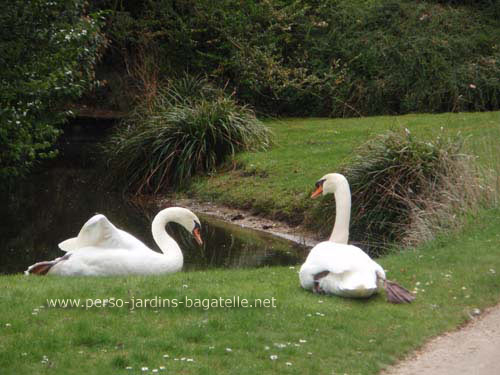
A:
[315,179,326,189]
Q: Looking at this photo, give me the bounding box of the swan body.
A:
[299,241,385,298]
[299,173,414,303]
[25,207,202,276]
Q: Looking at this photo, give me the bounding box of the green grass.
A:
[188,111,500,223]
[1,208,500,374]
[2,111,499,374]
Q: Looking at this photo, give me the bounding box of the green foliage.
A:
[0,0,107,186]
[104,76,272,194]
[188,112,499,253]
[93,0,499,117]
[310,130,486,256]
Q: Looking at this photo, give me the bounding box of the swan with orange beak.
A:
[300,173,414,303]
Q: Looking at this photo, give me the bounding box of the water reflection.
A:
[0,165,308,275]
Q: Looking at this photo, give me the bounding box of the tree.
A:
[0,0,107,186]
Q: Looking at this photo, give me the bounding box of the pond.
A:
[0,119,308,275]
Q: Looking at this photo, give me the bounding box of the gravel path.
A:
[382,304,500,375]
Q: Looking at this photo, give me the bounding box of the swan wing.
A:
[303,242,372,274]
[58,214,149,252]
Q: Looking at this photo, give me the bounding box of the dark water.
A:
[0,122,308,274]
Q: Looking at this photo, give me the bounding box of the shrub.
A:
[94,0,500,117]
[103,77,272,194]
[0,0,107,187]
[307,129,490,256]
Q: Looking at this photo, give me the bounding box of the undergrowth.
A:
[306,129,495,256]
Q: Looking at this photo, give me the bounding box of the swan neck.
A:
[151,211,183,260]
[328,180,351,244]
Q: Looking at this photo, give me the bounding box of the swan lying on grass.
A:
[25,207,202,276]
[299,173,414,303]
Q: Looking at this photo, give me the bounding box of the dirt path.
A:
[382,304,500,375]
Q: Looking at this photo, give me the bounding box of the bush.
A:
[103,77,272,194]
[307,129,489,256]
[0,0,107,187]
[93,0,500,117]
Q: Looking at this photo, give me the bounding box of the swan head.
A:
[155,207,203,245]
[177,209,203,246]
[311,173,348,198]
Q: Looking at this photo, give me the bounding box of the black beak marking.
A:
[315,179,326,189]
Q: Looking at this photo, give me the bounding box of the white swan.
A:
[299,173,414,303]
[25,207,202,276]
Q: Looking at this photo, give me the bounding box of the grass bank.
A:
[188,111,500,226]
[1,208,500,374]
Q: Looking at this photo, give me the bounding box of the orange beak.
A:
[311,186,323,199]
[193,227,203,246]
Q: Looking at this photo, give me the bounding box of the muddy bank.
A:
[155,197,319,248]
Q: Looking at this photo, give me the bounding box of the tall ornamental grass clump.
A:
[103,77,272,194]
[308,129,492,257]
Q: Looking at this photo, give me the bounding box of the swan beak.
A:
[193,228,203,246]
[311,186,323,199]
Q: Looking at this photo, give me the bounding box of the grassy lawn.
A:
[2,111,499,374]
[1,208,500,375]
[188,111,500,223]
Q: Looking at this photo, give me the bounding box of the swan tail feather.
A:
[384,280,415,304]
[25,254,72,276]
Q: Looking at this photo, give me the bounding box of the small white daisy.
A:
[270,355,278,360]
